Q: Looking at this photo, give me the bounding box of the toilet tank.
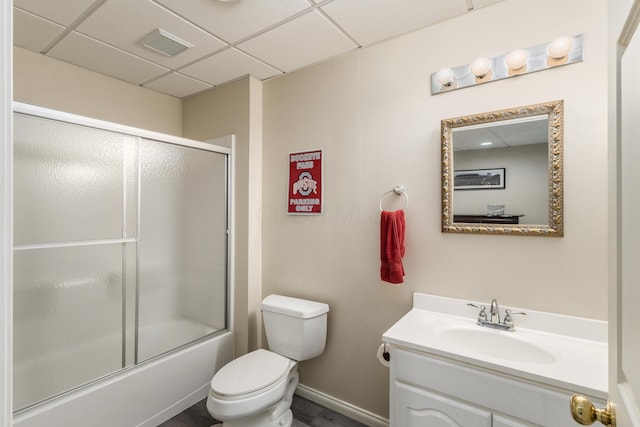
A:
[261,295,329,361]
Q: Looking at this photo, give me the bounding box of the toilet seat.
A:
[211,349,292,400]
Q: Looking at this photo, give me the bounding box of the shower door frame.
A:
[1,1,12,425]
[11,101,234,411]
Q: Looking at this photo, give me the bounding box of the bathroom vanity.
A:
[383,293,607,426]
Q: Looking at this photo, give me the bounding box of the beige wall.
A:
[261,0,608,418]
[13,48,181,136]
[182,77,263,356]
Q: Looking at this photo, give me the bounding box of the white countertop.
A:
[382,293,608,399]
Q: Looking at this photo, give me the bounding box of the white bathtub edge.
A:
[137,382,209,427]
[13,331,233,427]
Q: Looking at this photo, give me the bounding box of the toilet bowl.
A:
[206,349,298,426]
[206,295,329,427]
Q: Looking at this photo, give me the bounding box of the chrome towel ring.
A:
[379,186,409,211]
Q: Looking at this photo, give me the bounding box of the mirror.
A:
[441,100,564,236]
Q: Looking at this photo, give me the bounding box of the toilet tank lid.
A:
[262,295,329,318]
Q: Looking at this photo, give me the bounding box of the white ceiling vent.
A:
[140,29,193,57]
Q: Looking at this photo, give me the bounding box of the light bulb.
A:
[435,68,455,87]
[470,57,491,78]
[506,49,528,70]
[547,36,573,59]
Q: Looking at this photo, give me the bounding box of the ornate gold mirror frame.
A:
[441,100,564,237]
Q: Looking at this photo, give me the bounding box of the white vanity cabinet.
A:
[383,293,608,427]
[492,415,534,427]
[389,346,606,427]
[394,381,492,426]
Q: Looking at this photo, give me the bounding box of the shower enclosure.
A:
[12,103,231,415]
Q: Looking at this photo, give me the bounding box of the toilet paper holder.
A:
[377,342,391,367]
[382,343,390,362]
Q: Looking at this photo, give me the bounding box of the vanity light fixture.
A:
[505,48,528,71]
[435,68,456,89]
[480,142,493,146]
[547,36,573,59]
[470,57,491,79]
[431,34,583,95]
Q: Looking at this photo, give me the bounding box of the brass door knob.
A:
[570,395,616,426]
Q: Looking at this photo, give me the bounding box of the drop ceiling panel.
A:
[321,0,469,47]
[76,0,227,69]
[13,0,97,26]
[453,118,548,150]
[472,0,505,9]
[13,8,65,52]
[181,48,281,86]
[12,0,503,98]
[155,0,311,44]
[144,72,213,98]
[49,31,170,85]
[238,10,357,72]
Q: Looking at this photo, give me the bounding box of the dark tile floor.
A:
[157,394,368,427]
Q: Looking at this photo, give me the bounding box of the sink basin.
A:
[383,293,608,397]
[437,326,557,364]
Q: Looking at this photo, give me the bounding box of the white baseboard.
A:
[295,384,389,427]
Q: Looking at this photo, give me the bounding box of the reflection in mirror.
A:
[441,100,563,236]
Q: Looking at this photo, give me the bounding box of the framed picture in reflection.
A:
[454,168,505,190]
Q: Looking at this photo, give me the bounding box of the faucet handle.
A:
[503,309,527,329]
[467,303,487,322]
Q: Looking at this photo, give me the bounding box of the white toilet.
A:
[206,294,329,427]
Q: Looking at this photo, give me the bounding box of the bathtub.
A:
[13,329,233,427]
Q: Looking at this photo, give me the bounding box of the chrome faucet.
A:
[489,298,500,324]
[467,299,527,331]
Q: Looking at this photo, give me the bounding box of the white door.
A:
[571,2,640,425]
[612,1,640,424]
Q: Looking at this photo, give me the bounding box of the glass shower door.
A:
[12,114,136,410]
[137,139,228,362]
[12,109,230,411]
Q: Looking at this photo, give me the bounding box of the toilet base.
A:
[208,368,299,427]
[212,408,293,427]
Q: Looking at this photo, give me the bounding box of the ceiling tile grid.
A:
[75,0,228,70]
[13,0,504,99]
[14,0,98,26]
[154,0,311,44]
[143,72,214,98]
[48,31,171,85]
[237,9,357,72]
[13,8,65,52]
[320,0,470,47]
[180,48,281,86]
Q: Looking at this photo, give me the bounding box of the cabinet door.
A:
[394,381,492,427]
[493,414,536,427]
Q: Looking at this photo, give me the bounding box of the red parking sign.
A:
[288,149,323,215]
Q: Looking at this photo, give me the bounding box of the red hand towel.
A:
[380,210,406,284]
